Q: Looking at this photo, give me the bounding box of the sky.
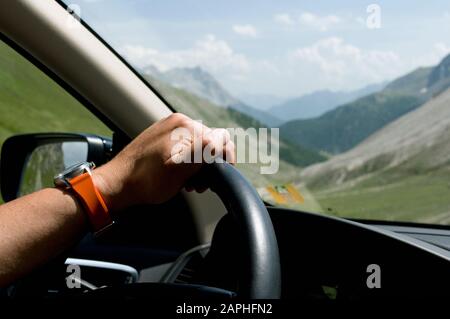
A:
[66,0,450,99]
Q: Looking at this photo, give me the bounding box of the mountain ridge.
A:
[297,87,450,224]
[142,65,282,126]
[280,54,450,155]
[301,88,450,187]
[270,82,386,121]
[237,93,286,111]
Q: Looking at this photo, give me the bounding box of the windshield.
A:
[63,0,450,225]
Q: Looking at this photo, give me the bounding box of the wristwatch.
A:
[54,162,113,235]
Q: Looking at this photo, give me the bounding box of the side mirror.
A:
[0,133,112,202]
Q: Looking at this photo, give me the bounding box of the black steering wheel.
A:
[202,162,281,298]
[86,162,281,299]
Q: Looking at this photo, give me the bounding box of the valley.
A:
[300,88,450,224]
[2,35,450,225]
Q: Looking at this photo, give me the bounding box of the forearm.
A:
[0,113,234,288]
[0,187,87,287]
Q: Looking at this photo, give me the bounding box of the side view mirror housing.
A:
[0,133,112,202]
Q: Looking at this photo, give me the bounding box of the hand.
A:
[92,113,236,211]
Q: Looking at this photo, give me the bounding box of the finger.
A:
[167,119,208,164]
[178,121,211,163]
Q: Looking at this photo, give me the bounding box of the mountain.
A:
[383,66,432,95]
[229,102,282,127]
[142,65,281,126]
[144,65,237,107]
[281,91,423,154]
[269,82,386,121]
[143,73,325,186]
[299,88,450,224]
[427,54,450,95]
[280,55,450,155]
[237,93,286,111]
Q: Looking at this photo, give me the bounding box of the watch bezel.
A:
[54,162,96,188]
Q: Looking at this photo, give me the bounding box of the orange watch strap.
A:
[70,172,112,233]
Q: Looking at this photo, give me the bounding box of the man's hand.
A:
[93,113,236,211]
[0,113,235,286]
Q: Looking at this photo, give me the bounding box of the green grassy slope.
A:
[0,41,111,202]
[313,169,450,224]
[0,40,111,148]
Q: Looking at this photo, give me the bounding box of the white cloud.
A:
[298,12,341,32]
[120,34,250,79]
[414,42,450,67]
[274,13,295,26]
[274,12,341,31]
[431,42,450,60]
[290,37,402,89]
[120,33,450,98]
[232,24,258,38]
[120,46,162,69]
[284,38,450,95]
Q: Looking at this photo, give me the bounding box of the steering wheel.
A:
[202,162,281,298]
[86,162,281,299]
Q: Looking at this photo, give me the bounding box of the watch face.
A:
[54,162,95,188]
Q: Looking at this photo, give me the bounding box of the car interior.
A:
[0,0,449,301]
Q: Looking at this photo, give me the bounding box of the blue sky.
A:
[68,0,450,98]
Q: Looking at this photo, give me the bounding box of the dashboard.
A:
[4,204,450,300]
[167,207,450,300]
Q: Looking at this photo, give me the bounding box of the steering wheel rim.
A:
[203,162,281,299]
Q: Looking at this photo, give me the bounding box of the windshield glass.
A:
[63,0,450,225]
